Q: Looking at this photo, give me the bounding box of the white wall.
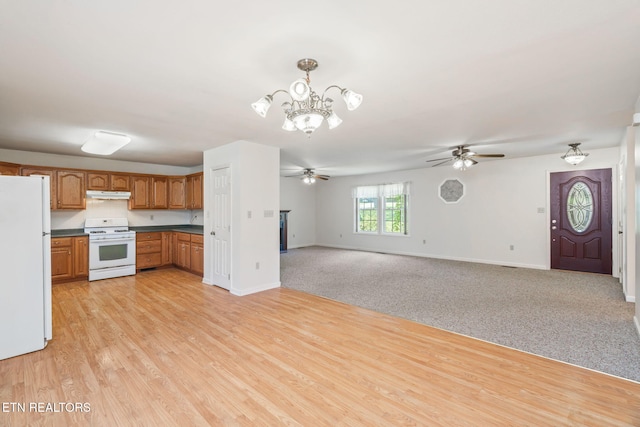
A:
[1,148,201,228]
[203,141,280,296]
[315,148,621,270]
[279,177,316,248]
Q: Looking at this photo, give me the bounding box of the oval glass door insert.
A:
[566,181,593,232]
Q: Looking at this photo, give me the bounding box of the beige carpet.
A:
[280,246,640,383]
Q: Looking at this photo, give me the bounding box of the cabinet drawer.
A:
[52,237,72,247]
[190,234,203,244]
[138,232,162,241]
[137,252,162,269]
[137,240,162,254]
[177,232,191,242]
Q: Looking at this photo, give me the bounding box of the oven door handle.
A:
[90,237,135,244]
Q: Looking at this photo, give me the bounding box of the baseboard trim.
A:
[315,244,547,270]
[231,281,281,296]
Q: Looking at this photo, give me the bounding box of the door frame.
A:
[546,166,619,276]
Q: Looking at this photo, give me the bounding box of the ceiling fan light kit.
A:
[561,143,589,165]
[251,58,363,136]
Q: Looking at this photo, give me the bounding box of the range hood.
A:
[86,190,131,200]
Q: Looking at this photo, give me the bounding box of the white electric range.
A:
[84,218,136,281]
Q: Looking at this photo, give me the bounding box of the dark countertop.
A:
[130,224,204,235]
[52,225,204,237]
[52,228,87,237]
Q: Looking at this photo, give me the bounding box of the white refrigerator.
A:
[0,175,52,360]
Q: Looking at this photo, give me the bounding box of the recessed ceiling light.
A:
[81,131,131,155]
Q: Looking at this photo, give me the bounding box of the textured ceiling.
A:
[1,1,639,176]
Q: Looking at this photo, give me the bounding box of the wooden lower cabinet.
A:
[174,233,191,270]
[74,236,89,278]
[190,235,204,276]
[137,231,202,277]
[136,232,163,270]
[51,236,88,283]
[173,232,203,276]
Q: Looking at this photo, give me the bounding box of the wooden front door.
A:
[550,168,612,274]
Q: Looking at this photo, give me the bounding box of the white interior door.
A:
[210,167,231,289]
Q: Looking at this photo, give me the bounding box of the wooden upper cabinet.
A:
[110,173,131,191]
[87,172,131,191]
[186,173,203,209]
[130,175,151,209]
[151,176,168,209]
[0,161,20,175]
[87,172,109,190]
[21,167,56,210]
[168,177,186,209]
[57,170,86,209]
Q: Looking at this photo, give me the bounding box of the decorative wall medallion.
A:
[439,179,464,203]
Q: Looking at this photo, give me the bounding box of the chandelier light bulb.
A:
[251,95,272,118]
[341,89,363,111]
[290,79,310,102]
[326,111,343,129]
[282,117,296,132]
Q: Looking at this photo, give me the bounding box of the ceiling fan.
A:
[426,145,505,169]
[285,168,330,184]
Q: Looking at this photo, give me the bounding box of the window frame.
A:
[353,183,410,236]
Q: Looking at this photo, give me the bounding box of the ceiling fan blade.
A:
[284,174,305,178]
[426,157,453,163]
[315,176,330,180]
[431,158,454,167]
[471,154,505,158]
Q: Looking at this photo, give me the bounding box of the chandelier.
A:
[561,143,589,165]
[251,58,363,135]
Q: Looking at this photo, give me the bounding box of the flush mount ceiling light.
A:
[251,58,363,136]
[561,143,589,165]
[81,131,131,155]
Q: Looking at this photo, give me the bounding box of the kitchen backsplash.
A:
[51,199,204,229]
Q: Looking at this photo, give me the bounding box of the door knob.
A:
[210,231,216,236]
[551,226,557,230]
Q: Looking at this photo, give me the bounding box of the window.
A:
[353,183,409,235]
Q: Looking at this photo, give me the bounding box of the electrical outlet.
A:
[255,262,260,270]
[150,214,154,220]
[510,245,514,251]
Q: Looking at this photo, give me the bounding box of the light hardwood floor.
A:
[1,268,639,426]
